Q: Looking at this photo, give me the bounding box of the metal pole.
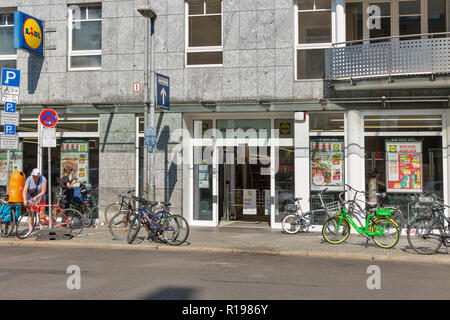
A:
[48,147,52,229]
[150,18,156,202]
[143,10,149,200]
[5,151,10,195]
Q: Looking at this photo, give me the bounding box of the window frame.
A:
[294,0,335,81]
[67,4,102,72]
[0,9,17,68]
[185,0,223,68]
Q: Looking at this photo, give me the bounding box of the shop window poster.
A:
[0,142,23,186]
[60,140,89,183]
[385,141,422,193]
[310,141,344,191]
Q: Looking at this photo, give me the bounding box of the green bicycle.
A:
[322,185,400,249]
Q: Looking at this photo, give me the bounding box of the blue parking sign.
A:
[4,124,15,135]
[1,68,20,87]
[4,102,16,113]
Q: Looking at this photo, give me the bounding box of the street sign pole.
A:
[5,151,10,194]
[150,17,156,202]
[48,147,51,229]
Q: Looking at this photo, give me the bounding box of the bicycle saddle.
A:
[139,198,158,207]
[161,201,171,207]
[294,197,302,201]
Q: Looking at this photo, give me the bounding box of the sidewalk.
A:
[1,224,450,264]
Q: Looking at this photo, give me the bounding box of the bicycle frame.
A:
[27,203,71,228]
[334,208,391,237]
[132,204,174,234]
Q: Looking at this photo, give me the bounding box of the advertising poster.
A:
[385,141,422,193]
[243,189,257,215]
[264,189,271,216]
[310,141,344,191]
[60,140,89,183]
[0,142,23,186]
[198,164,210,189]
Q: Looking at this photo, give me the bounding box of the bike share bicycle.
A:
[407,192,450,255]
[321,184,401,249]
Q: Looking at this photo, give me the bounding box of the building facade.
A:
[0,0,449,229]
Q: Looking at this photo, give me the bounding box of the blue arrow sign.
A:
[156,73,170,111]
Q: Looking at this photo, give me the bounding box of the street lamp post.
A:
[138,6,157,201]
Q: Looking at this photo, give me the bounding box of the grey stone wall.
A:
[98,113,136,223]
[2,0,324,106]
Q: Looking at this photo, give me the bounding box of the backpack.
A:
[0,204,20,223]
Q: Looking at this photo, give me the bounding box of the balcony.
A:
[325,33,450,90]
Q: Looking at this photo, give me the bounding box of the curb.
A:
[1,239,450,265]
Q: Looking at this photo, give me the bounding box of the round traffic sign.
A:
[39,109,58,128]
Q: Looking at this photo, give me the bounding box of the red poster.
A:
[386,141,422,192]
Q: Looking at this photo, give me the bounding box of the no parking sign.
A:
[39,109,58,128]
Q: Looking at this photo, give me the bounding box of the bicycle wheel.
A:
[322,216,350,244]
[64,208,84,237]
[370,217,400,249]
[384,207,405,231]
[16,211,37,239]
[109,209,136,240]
[104,202,122,225]
[282,214,301,234]
[162,214,189,246]
[127,214,142,244]
[0,206,16,238]
[407,216,443,255]
[80,205,94,228]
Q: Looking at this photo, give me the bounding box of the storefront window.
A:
[309,113,344,132]
[56,120,98,133]
[309,137,344,224]
[42,138,99,218]
[275,120,294,223]
[364,115,442,132]
[193,120,214,221]
[365,136,443,225]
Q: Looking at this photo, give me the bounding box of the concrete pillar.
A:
[98,113,136,224]
[345,110,365,203]
[295,112,310,212]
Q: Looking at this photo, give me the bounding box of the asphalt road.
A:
[0,245,449,300]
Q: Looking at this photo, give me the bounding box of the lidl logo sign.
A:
[389,145,396,152]
[23,18,42,49]
[14,11,44,56]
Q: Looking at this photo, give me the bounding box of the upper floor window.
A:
[296,0,332,80]
[68,5,102,71]
[186,0,223,66]
[0,11,17,69]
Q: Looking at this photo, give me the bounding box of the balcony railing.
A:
[325,32,450,81]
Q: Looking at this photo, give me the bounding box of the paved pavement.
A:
[1,223,450,264]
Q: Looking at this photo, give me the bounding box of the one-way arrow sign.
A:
[156,73,170,111]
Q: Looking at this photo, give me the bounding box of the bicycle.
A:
[407,192,450,255]
[0,194,20,238]
[108,190,145,240]
[344,184,405,231]
[104,189,137,226]
[55,194,94,228]
[321,185,400,249]
[16,200,84,239]
[281,188,331,234]
[127,197,189,246]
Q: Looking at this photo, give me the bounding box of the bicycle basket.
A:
[325,201,341,217]
[285,204,298,212]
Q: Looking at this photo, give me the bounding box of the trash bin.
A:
[8,171,26,203]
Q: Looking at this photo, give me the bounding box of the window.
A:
[399,0,421,39]
[346,2,363,44]
[428,0,447,36]
[0,11,17,69]
[296,0,332,80]
[186,0,223,66]
[68,5,102,70]
[369,1,391,41]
